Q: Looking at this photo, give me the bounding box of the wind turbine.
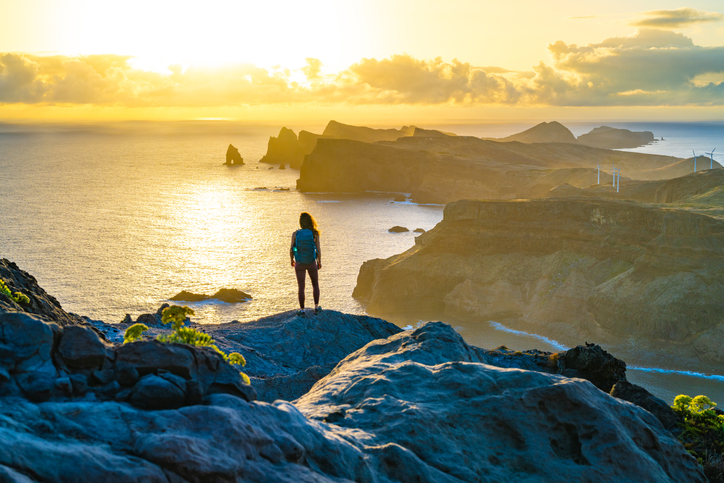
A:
[612,163,616,187]
[611,167,620,192]
[693,150,697,172]
[614,168,621,193]
[706,148,716,169]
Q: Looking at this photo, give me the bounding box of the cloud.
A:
[0,54,47,102]
[631,8,723,28]
[345,55,519,104]
[542,29,724,105]
[1,29,723,109]
[302,58,322,80]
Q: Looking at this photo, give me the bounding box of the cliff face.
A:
[354,199,724,365]
[259,127,306,168]
[259,121,415,169]
[297,134,685,203]
[577,126,655,149]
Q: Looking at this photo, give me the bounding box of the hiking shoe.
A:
[314,306,322,315]
[296,309,305,317]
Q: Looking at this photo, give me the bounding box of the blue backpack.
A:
[294,229,317,265]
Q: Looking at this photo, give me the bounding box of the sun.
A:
[63,0,365,72]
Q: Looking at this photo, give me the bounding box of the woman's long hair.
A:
[299,212,320,237]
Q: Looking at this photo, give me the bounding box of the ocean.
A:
[0,120,721,404]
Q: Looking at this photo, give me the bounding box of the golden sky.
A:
[1,0,723,122]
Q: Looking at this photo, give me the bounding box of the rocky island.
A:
[0,259,711,481]
[577,126,655,149]
[225,143,243,165]
[490,122,656,150]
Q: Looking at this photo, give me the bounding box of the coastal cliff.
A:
[259,121,414,169]
[0,259,708,481]
[354,199,724,366]
[259,127,306,168]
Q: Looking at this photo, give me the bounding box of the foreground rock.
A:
[295,323,704,482]
[0,313,705,481]
[354,198,724,366]
[0,312,255,408]
[100,309,403,403]
[0,258,91,328]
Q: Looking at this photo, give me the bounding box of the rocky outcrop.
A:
[0,312,706,481]
[93,309,402,403]
[354,198,724,365]
[259,127,306,168]
[611,380,679,430]
[0,312,255,408]
[170,288,252,303]
[0,259,90,328]
[176,310,401,402]
[297,134,685,204]
[578,126,655,149]
[296,322,705,482]
[495,121,578,144]
[388,225,409,233]
[224,143,243,165]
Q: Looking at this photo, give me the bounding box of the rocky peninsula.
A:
[296,133,685,203]
[0,258,710,481]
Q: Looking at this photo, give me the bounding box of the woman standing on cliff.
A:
[290,212,322,316]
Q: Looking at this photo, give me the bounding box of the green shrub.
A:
[672,394,724,481]
[123,305,250,385]
[123,323,149,343]
[0,278,30,305]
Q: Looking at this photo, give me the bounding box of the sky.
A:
[0,0,723,123]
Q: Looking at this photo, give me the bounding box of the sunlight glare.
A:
[73,0,359,71]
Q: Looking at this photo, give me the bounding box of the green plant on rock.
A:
[123,323,149,343]
[672,394,724,481]
[0,278,30,305]
[123,305,250,385]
